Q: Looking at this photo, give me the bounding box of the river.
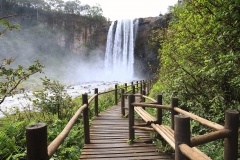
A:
[0,81,129,118]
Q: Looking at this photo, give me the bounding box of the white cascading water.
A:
[104,19,139,81]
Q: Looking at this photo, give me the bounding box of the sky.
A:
[66,0,179,21]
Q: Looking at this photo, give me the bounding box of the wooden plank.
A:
[90,135,151,139]
[79,98,174,159]
[81,146,158,153]
[89,138,154,144]
[81,155,173,160]
[80,152,173,158]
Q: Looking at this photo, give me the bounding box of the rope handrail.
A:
[47,103,87,157]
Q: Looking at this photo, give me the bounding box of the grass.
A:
[0,87,116,160]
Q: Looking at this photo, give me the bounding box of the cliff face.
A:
[134,16,170,78]
[56,21,110,55]
[61,15,170,79]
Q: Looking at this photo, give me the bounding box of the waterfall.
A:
[104,19,139,81]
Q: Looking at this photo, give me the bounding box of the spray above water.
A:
[104,19,139,81]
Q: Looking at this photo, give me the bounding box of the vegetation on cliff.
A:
[0,0,108,82]
[151,0,240,158]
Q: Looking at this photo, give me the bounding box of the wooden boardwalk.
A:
[80,100,174,160]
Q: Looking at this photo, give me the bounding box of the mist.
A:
[0,23,143,85]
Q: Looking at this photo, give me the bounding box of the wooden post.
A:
[149,79,152,89]
[124,83,127,92]
[142,90,146,110]
[171,97,178,130]
[125,83,128,99]
[132,85,135,94]
[142,90,146,102]
[115,84,118,105]
[140,80,143,95]
[82,94,90,144]
[26,123,48,160]
[94,88,98,116]
[224,110,239,160]
[174,115,190,160]
[157,95,162,124]
[143,81,146,94]
[128,94,135,143]
[136,81,138,88]
[121,89,125,117]
[147,80,150,94]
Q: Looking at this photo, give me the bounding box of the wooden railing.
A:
[127,94,239,160]
[25,79,239,160]
[25,80,152,160]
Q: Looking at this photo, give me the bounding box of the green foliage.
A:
[0,82,117,159]
[29,77,76,119]
[150,0,240,158]
[0,59,44,116]
[0,120,29,160]
[0,18,20,36]
[151,0,240,123]
[84,41,96,50]
[98,90,116,112]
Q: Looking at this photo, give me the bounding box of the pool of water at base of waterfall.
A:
[0,80,133,118]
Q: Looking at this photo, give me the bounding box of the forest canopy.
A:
[154,0,240,116]
[150,0,240,157]
[0,0,105,17]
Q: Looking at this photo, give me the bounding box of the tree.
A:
[45,0,65,12]
[155,0,240,120]
[0,16,44,116]
[151,1,240,158]
[64,0,82,14]
[29,77,76,119]
[0,14,20,36]
[86,3,103,17]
